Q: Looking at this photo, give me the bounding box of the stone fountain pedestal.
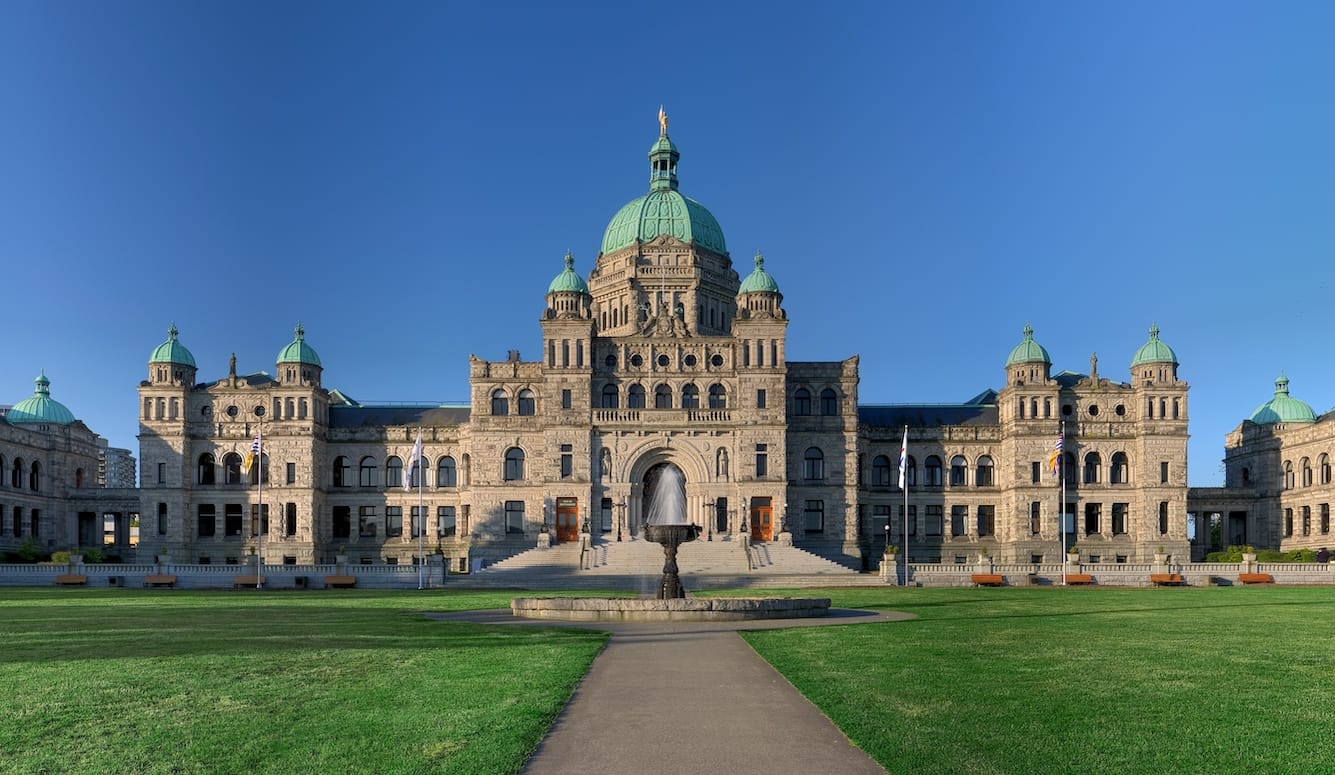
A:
[643,523,702,599]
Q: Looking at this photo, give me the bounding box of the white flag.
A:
[897,426,908,490]
[403,430,423,491]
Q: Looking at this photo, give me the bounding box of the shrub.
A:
[51,551,71,564]
[82,548,104,564]
[16,537,44,563]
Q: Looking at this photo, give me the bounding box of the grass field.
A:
[738,586,1335,775]
[1,586,1331,775]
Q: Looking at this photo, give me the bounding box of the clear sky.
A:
[2,1,1333,486]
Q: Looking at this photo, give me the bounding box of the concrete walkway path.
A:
[430,608,910,775]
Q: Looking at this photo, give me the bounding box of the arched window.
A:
[654,384,673,409]
[1063,452,1077,483]
[904,456,917,487]
[75,468,84,488]
[198,453,216,485]
[29,461,40,491]
[1301,458,1312,487]
[1322,454,1331,485]
[11,458,23,489]
[408,456,428,488]
[681,384,700,409]
[0,454,5,488]
[333,456,350,487]
[1083,452,1101,484]
[950,456,967,486]
[359,456,379,487]
[504,447,525,481]
[803,447,825,480]
[437,456,457,487]
[601,384,619,409]
[628,384,646,409]
[820,388,839,416]
[517,389,536,416]
[872,455,892,486]
[925,455,943,486]
[223,453,243,485]
[708,384,727,409]
[975,456,994,487]
[490,389,509,416]
[1284,461,1294,490]
[386,456,403,489]
[793,388,812,416]
[247,453,269,485]
[1110,452,1128,484]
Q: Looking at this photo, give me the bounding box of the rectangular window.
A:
[1160,462,1170,484]
[225,504,243,536]
[755,444,768,478]
[803,500,824,533]
[976,505,995,537]
[601,497,613,532]
[284,502,296,537]
[1031,461,1041,484]
[332,506,351,539]
[1302,506,1311,536]
[872,504,891,542]
[1322,503,1330,535]
[900,504,917,536]
[198,504,216,537]
[925,505,943,537]
[505,501,525,534]
[561,389,572,409]
[410,506,425,538]
[250,504,269,536]
[438,506,456,538]
[12,507,20,538]
[386,506,403,537]
[756,389,766,409]
[1084,503,1101,535]
[1030,502,1042,535]
[1112,503,1128,535]
[286,462,296,485]
[1159,502,1170,535]
[157,503,168,535]
[560,444,573,479]
[1031,553,1044,564]
[950,505,967,537]
[157,462,165,485]
[1063,504,1076,535]
[359,506,377,537]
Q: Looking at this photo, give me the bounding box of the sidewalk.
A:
[433,609,906,775]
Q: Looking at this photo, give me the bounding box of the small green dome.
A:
[1249,375,1317,425]
[1131,323,1178,366]
[149,323,196,367]
[8,372,76,425]
[547,251,589,294]
[738,251,780,294]
[1005,324,1051,367]
[276,323,321,367]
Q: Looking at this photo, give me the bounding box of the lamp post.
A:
[705,500,715,541]
[616,499,625,542]
[253,405,265,590]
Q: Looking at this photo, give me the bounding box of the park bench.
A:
[55,574,87,586]
[971,573,1004,587]
[1238,572,1274,585]
[143,574,177,588]
[232,575,266,589]
[1150,573,1185,586]
[1065,573,1095,585]
[323,575,357,589]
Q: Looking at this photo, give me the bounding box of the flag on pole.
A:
[243,432,261,474]
[1049,428,1063,476]
[403,430,423,492]
[897,426,909,489]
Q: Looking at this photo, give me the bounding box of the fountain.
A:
[641,465,701,599]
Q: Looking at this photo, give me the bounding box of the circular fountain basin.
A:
[511,596,831,622]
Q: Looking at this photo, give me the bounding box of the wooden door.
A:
[556,499,579,542]
[751,505,772,542]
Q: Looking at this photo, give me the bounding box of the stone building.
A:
[133,117,1201,572]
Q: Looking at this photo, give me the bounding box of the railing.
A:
[592,409,732,425]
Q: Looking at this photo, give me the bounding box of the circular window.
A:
[1061,404,1073,416]
[1115,404,1126,416]
[1088,405,1099,417]
[605,354,616,368]
[226,405,239,418]
[657,354,670,367]
[201,405,212,417]
[711,354,724,367]
[254,406,266,417]
[684,354,698,367]
[630,354,643,368]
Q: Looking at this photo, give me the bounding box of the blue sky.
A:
[3,1,1333,486]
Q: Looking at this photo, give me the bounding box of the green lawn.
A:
[0,589,607,775]
[738,586,1335,775]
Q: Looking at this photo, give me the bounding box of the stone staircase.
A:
[465,536,873,590]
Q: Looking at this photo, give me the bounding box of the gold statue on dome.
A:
[658,105,668,135]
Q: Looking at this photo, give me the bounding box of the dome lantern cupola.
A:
[1131,323,1179,383]
[8,371,76,425]
[737,251,784,319]
[1248,374,1317,425]
[545,251,592,320]
[148,323,197,385]
[1005,323,1052,385]
[276,323,323,387]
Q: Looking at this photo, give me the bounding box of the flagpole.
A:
[256,420,263,590]
[1059,420,1067,587]
[417,431,425,590]
[899,425,909,588]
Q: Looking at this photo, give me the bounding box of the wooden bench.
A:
[143,574,177,588]
[232,575,266,589]
[971,573,1004,587]
[1150,573,1186,586]
[323,575,357,589]
[55,574,88,586]
[1065,573,1095,585]
[1238,572,1274,585]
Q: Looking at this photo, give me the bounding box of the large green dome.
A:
[1005,324,1051,367]
[1131,323,1178,366]
[599,119,727,256]
[149,323,196,367]
[1249,375,1317,425]
[276,323,321,366]
[738,252,780,294]
[547,251,589,294]
[7,372,76,425]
